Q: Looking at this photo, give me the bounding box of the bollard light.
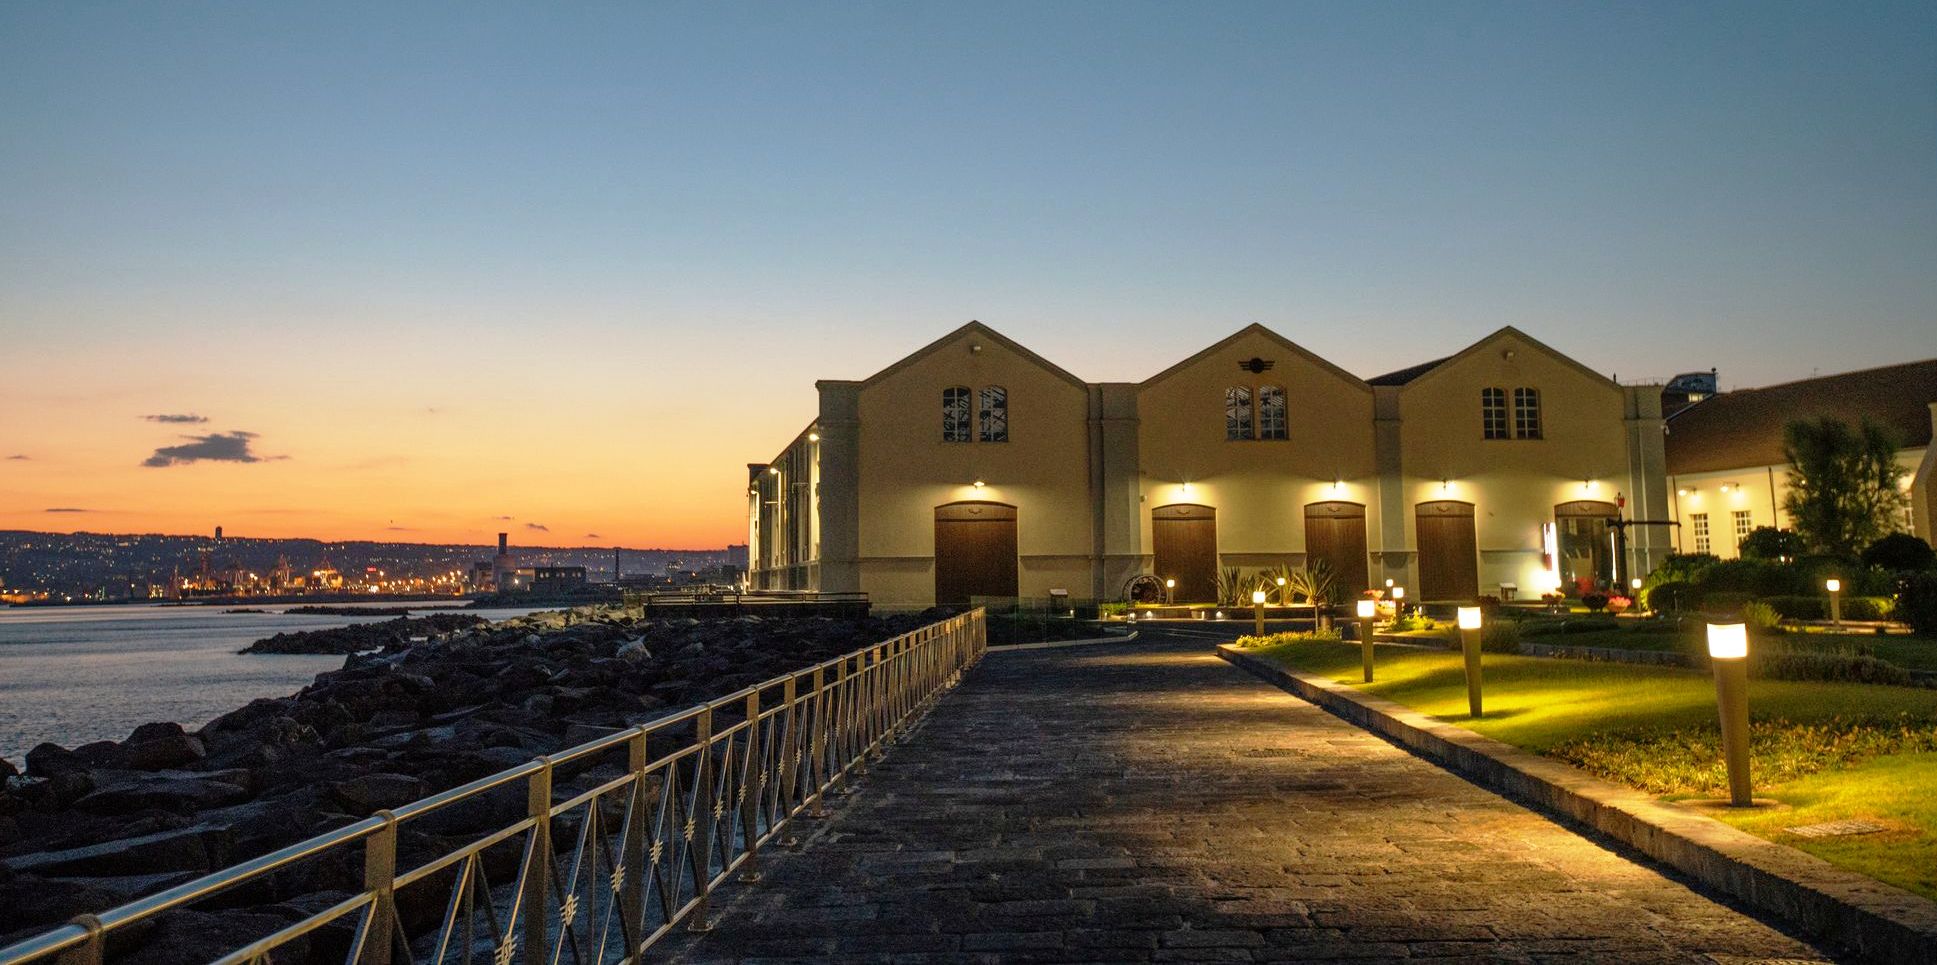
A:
[1252,589,1267,637]
[1825,578,1843,628]
[1707,623,1753,806]
[1275,575,1288,605]
[1457,606,1484,717]
[1356,598,1377,682]
[1165,578,1175,605]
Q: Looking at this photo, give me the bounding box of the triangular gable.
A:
[1139,323,1371,393]
[1396,326,1618,394]
[857,320,1088,390]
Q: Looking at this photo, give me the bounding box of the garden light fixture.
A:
[1251,589,1267,636]
[1705,623,1753,806]
[1825,578,1842,627]
[1356,598,1377,681]
[1457,606,1484,717]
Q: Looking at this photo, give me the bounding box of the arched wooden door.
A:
[934,502,1018,606]
[1415,500,1478,602]
[1554,500,1620,593]
[1304,501,1369,598]
[1152,504,1218,603]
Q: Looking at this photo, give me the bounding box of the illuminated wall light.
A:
[972,479,985,489]
[807,432,820,442]
[1180,481,1193,496]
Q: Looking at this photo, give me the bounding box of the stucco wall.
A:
[852,330,1094,609]
[1134,329,1378,571]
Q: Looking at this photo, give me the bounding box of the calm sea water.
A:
[0,601,547,766]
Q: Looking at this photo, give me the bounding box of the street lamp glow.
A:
[972,479,985,489]
[1165,579,1175,589]
[1251,589,1267,604]
[1706,623,1748,660]
[1275,576,1287,586]
[1457,606,1482,630]
[1630,577,1643,591]
[1824,578,1841,593]
[807,432,819,442]
[1356,599,1376,619]
[1391,586,1405,601]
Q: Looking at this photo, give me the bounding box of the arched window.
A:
[942,386,971,442]
[1513,387,1542,439]
[1481,387,1508,439]
[1257,385,1287,439]
[1224,386,1253,440]
[979,386,1008,442]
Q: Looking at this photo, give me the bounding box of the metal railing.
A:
[1,609,987,965]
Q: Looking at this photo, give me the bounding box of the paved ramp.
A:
[664,627,1834,963]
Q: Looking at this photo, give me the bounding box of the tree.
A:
[1737,526,1805,561]
[1861,533,1936,573]
[1781,417,1907,557]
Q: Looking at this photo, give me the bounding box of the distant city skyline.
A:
[3,2,1932,546]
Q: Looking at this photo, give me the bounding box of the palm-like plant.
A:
[1283,559,1339,606]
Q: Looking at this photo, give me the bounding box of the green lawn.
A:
[1245,639,1937,899]
[1511,621,1937,673]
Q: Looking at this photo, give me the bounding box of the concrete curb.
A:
[1217,645,1937,964]
[988,631,1139,653]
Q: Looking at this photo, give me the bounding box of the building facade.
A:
[748,322,1671,610]
[1663,360,1937,557]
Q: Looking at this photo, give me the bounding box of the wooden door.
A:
[1304,501,1369,598]
[934,502,1018,606]
[1415,500,1478,603]
[1152,504,1218,603]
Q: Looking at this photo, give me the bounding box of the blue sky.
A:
[1,2,1933,542]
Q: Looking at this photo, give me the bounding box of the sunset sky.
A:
[3,2,1933,548]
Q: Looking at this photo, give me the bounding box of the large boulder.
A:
[2,823,234,877]
[73,770,253,815]
[326,773,428,813]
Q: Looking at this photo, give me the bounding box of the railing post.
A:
[621,727,648,946]
[361,810,399,964]
[688,706,715,931]
[522,758,552,965]
[836,658,861,784]
[778,674,801,839]
[54,916,104,965]
[738,689,764,882]
[808,665,830,816]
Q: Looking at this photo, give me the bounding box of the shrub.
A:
[1862,533,1937,573]
[1479,621,1522,654]
[1740,600,1783,632]
[1581,592,1609,612]
[1844,596,1896,621]
[1099,601,1130,617]
[1739,526,1806,561]
[1750,651,1913,687]
[1640,579,1699,612]
[1391,611,1436,632]
[1701,591,1752,615]
[1697,558,1808,597]
[1658,553,1720,581]
[1233,628,1343,650]
[1900,572,1937,636]
[1559,616,1620,634]
[1761,595,1827,621]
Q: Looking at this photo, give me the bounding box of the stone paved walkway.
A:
[664,627,1837,963]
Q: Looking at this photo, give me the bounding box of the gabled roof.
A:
[1368,356,1451,386]
[1377,327,1618,394]
[1139,323,1371,392]
[1665,359,1937,474]
[857,320,1087,390]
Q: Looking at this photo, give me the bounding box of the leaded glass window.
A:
[979,385,1008,442]
[1481,387,1508,439]
[1258,386,1287,440]
[1513,387,1542,439]
[942,386,971,442]
[1225,386,1253,440]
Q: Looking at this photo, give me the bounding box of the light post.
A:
[1706,623,1753,807]
[1356,598,1377,682]
[1252,589,1267,637]
[1165,578,1175,606]
[1391,585,1405,622]
[1457,606,1483,718]
[1825,578,1842,629]
[1275,575,1288,605]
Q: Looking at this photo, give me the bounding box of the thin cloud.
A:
[143,431,283,468]
[6,454,27,460]
[385,526,418,532]
[45,507,88,513]
[525,522,550,532]
[586,532,603,539]
[494,515,514,521]
[143,413,209,424]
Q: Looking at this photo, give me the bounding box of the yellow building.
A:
[747,322,1671,609]
[1663,360,1937,557]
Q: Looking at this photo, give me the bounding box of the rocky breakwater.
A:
[239,613,487,654]
[0,608,950,960]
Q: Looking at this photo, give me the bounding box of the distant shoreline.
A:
[5,594,476,610]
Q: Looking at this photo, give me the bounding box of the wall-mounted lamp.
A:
[1583,479,1597,492]
[1676,487,1690,496]
[1180,481,1193,496]
[807,432,820,443]
[972,479,985,490]
[768,467,780,476]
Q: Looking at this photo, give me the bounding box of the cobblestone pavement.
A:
[664,626,1836,963]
